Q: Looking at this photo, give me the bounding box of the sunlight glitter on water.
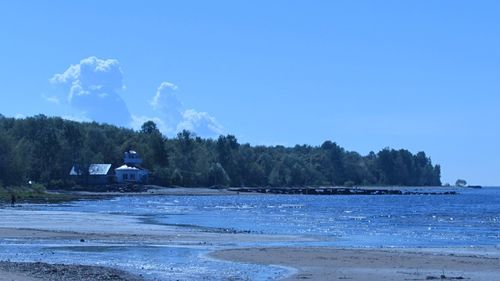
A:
[2,187,499,280]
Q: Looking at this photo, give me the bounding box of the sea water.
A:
[32,187,500,247]
[1,187,499,280]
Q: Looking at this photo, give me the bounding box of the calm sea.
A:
[38,186,500,247]
[1,187,498,280]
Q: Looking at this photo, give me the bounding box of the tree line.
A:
[0,114,441,188]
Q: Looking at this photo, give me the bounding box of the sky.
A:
[0,1,499,185]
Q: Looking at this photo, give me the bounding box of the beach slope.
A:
[212,247,500,281]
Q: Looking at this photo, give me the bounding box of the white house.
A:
[115,150,149,183]
[123,150,143,165]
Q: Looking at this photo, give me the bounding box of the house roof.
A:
[70,164,112,176]
[69,165,82,176]
[89,164,112,175]
[115,164,141,171]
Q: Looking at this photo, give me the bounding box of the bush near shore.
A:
[0,184,73,204]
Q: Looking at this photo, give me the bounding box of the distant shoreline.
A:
[1,185,467,206]
[54,185,461,198]
[2,184,483,209]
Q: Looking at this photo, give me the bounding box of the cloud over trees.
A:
[50,56,223,137]
[50,56,131,127]
[133,81,223,138]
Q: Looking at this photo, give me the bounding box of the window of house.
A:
[123,174,128,180]
[130,173,136,180]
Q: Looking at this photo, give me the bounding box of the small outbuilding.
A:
[69,164,114,185]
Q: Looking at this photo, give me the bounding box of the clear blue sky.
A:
[0,1,499,185]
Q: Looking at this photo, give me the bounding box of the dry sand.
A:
[211,247,500,281]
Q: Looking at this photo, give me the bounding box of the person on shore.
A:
[10,194,16,207]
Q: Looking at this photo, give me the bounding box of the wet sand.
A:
[0,208,310,280]
[0,208,306,245]
[212,247,500,281]
[3,244,498,281]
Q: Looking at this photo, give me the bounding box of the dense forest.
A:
[0,114,441,188]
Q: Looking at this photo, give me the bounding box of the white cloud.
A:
[49,59,224,137]
[50,57,122,89]
[132,81,224,138]
[50,56,131,127]
[50,56,123,102]
[177,109,223,137]
[149,81,183,130]
[151,82,179,110]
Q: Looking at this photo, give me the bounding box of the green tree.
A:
[0,115,443,188]
[208,163,230,186]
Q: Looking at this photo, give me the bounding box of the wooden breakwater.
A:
[227,187,457,196]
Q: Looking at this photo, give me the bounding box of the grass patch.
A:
[0,184,76,204]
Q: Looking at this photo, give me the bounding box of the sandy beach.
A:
[1,241,499,281]
[1,193,499,281]
[212,247,500,281]
[0,208,308,280]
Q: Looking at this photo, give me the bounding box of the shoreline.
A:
[1,190,498,280]
[0,225,310,281]
[1,185,479,207]
[51,185,464,198]
[2,244,498,281]
[0,229,498,280]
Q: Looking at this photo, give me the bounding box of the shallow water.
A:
[1,187,499,280]
[0,241,287,280]
[30,187,500,247]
